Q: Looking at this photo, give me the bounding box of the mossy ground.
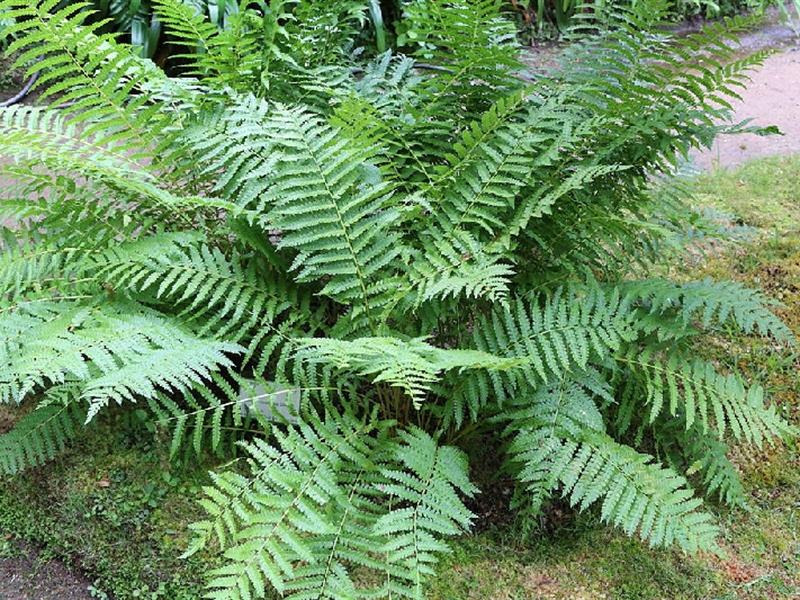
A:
[0,156,798,599]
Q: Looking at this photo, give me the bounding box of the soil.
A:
[0,542,93,600]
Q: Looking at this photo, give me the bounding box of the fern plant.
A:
[0,0,795,598]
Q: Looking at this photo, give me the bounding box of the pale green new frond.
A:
[0,400,85,474]
[265,105,404,321]
[296,336,521,408]
[618,349,793,446]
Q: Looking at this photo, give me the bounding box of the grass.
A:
[0,155,798,599]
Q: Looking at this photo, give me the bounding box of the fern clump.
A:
[0,0,795,598]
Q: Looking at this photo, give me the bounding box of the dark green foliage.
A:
[0,0,795,598]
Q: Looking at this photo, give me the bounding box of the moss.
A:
[691,155,800,234]
[0,415,217,599]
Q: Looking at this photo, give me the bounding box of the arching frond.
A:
[621,278,794,342]
[617,349,794,446]
[0,400,86,474]
[296,336,521,408]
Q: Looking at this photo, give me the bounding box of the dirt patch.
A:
[0,54,27,105]
[0,406,15,434]
[0,541,93,600]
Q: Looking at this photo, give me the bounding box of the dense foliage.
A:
[0,0,795,598]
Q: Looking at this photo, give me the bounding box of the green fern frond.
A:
[199,409,382,600]
[467,288,636,408]
[0,399,85,474]
[373,426,477,599]
[410,233,514,304]
[655,421,747,508]
[557,432,719,552]
[147,372,321,459]
[621,278,794,342]
[151,0,222,76]
[175,94,275,208]
[0,300,241,417]
[91,235,294,340]
[617,349,793,445]
[688,436,747,508]
[399,0,521,117]
[296,336,521,408]
[264,105,404,323]
[0,106,201,219]
[0,0,168,152]
[502,373,608,513]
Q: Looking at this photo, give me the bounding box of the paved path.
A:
[693,47,800,169]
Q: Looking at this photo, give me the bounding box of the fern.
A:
[508,428,720,552]
[190,412,474,600]
[373,426,477,598]
[617,349,794,445]
[0,1,795,598]
[0,399,85,474]
[91,235,294,340]
[501,373,608,513]
[558,433,719,552]
[655,420,747,508]
[469,288,636,401]
[296,336,521,408]
[0,300,240,417]
[263,105,404,327]
[621,278,794,341]
[0,0,170,153]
